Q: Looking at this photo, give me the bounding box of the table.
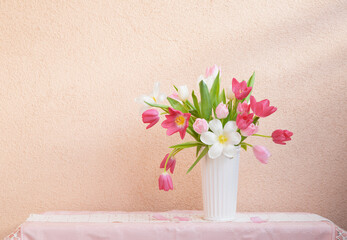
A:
[5,211,347,240]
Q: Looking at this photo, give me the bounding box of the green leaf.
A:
[187,147,209,174]
[220,89,226,104]
[170,141,205,149]
[225,100,233,122]
[173,85,178,91]
[167,97,187,113]
[244,72,255,103]
[186,126,199,140]
[144,101,169,112]
[189,109,199,117]
[196,145,202,157]
[191,91,201,116]
[241,143,247,151]
[209,72,220,109]
[199,80,212,120]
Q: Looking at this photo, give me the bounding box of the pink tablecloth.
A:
[5,211,347,240]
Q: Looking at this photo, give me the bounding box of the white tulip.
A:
[226,85,235,100]
[178,85,189,101]
[135,82,166,113]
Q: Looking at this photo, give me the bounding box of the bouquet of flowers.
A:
[137,65,293,191]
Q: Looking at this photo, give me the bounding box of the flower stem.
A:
[253,134,271,138]
[253,116,260,124]
[244,142,253,147]
[164,148,183,172]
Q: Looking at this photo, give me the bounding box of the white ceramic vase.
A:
[201,146,240,221]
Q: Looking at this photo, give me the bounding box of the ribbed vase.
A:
[201,147,240,221]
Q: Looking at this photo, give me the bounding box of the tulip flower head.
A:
[236,112,254,130]
[168,92,181,102]
[237,102,250,114]
[226,86,235,100]
[253,145,271,164]
[241,123,259,136]
[158,172,173,191]
[193,118,209,134]
[215,103,229,119]
[160,153,176,174]
[272,129,293,145]
[232,78,252,100]
[205,64,220,79]
[197,64,221,89]
[250,96,277,118]
[142,109,160,129]
[161,108,191,139]
[178,85,189,101]
[135,82,166,113]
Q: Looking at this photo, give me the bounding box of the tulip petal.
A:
[209,119,223,135]
[201,132,217,145]
[146,118,159,129]
[224,121,237,132]
[228,132,242,145]
[223,144,238,158]
[153,82,160,99]
[208,143,223,159]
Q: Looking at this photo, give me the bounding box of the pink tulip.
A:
[158,172,173,191]
[250,96,277,118]
[160,153,176,174]
[142,109,160,129]
[168,93,181,102]
[272,129,293,145]
[237,102,250,114]
[236,112,254,130]
[161,107,191,139]
[253,145,271,164]
[232,78,252,100]
[205,64,220,78]
[193,118,209,134]
[215,103,229,119]
[241,123,259,136]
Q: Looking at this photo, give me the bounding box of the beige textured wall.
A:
[0,0,346,236]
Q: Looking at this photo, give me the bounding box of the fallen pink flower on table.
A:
[152,213,170,221]
[173,216,191,221]
[250,216,268,223]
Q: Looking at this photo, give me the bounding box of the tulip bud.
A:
[271,129,293,145]
[193,118,209,134]
[160,153,176,174]
[240,123,258,136]
[226,85,235,100]
[215,103,229,119]
[237,102,250,114]
[253,145,271,164]
[178,85,189,101]
[142,109,160,129]
[158,172,173,191]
